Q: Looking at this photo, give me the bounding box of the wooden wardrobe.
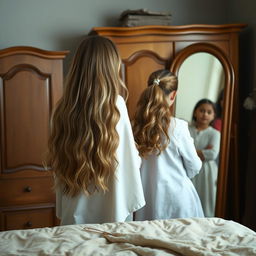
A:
[0,46,68,231]
[90,24,246,220]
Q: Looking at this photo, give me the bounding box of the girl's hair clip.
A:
[153,78,160,85]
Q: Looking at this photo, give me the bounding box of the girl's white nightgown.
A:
[189,125,221,217]
[56,95,145,225]
[135,118,204,221]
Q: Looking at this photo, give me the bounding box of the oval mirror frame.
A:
[170,43,235,218]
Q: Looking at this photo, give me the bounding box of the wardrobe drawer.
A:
[0,177,55,206]
[0,206,55,231]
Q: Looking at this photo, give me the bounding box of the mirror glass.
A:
[174,52,224,217]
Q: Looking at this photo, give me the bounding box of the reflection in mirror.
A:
[174,53,224,217]
[175,53,225,122]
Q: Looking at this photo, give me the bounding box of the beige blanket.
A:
[1,218,256,256]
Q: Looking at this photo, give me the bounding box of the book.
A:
[119,9,172,27]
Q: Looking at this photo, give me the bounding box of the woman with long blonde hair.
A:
[133,69,203,220]
[46,35,145,225]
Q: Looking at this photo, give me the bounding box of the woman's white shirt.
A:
[56,95,145,225]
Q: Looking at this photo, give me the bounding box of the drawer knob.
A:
[24,186,32,192]
[25,221,32,227]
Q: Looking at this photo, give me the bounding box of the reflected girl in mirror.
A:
[189,99,221,217]
[133,69,204,221]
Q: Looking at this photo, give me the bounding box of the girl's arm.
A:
[196,149,205,161]
[201,129,221,161]
[178,121,202,179]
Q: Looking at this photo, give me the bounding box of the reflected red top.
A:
[212,118,222,132]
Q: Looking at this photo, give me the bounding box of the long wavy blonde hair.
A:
[132,70,178,158]
[46,35,127,197]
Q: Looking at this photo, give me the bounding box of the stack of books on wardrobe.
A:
[119,9,172,27]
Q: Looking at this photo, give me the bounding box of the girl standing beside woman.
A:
[46,35,145,225]
[133,69,204,221]
[189,99,221,217]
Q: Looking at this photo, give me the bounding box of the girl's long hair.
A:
[132,70,178,158]
[46,35,127,197]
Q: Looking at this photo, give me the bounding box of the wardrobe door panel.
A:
[122,52,167,118]
[4,68,50,171]
[0,46,68,230]
[117,40,173,60]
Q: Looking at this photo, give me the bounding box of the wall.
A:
[0,0,227,70]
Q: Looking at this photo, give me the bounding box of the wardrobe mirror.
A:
[170,43,235,217]
[175,52,224,217]
[175,52,224,125]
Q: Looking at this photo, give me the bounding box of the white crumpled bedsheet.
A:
[1,217,256,256]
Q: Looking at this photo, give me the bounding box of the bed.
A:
[1,217,256,256]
